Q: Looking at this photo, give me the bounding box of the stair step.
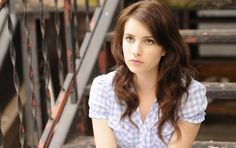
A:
[204,82,236,99]
[165,0,236,10]
[106,29,236,44]
[63,136,95,148]
[84,82,236,99]
[62,136,236,147]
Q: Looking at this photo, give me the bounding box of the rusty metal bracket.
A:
[64,0,78,104]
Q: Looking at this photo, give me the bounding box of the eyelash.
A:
[145,39,155,45]
[125,36,134,42]
[125,36,155,45]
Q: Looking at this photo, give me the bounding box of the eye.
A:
[125,36,135,43]
[145,39,155,45]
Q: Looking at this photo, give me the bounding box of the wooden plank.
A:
[106,29,236,44]
[204,82,236,99]
[180,29,236,44]
[198,10,236,18]
[161,0,236,10]
[84,82,236,99]
[194,59,236,82]
[11,0,97,13]
[11,0,236,13]
[193,141,236,148]
[63,136,236,147]
[206,98,236,115]
[63,136,95,148]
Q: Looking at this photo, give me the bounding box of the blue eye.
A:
[125,36,135,43]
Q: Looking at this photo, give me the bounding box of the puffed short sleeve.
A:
[88,75,110,119]
[179,80,208,124]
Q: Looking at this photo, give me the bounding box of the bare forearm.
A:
[92,118,117,148]
[168,121,200,148]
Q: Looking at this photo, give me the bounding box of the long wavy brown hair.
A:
[112,0,197,142]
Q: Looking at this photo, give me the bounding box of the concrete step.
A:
[62,136,236,148]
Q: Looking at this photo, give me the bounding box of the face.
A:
[122,18,165,76]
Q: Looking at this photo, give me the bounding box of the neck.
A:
[134,71,158,93]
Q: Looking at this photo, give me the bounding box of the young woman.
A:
[89,0,207,147]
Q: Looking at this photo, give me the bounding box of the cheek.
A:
[122,45,128,63]
[147,50,163,63]
[122,42,130,57]
[122,40,128,50]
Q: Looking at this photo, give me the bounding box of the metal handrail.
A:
[0,8,17,70]
[38,0,120,147]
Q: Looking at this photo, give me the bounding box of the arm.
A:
[168,81,208,147]
[92,118,117,148]
[168,120,200,148]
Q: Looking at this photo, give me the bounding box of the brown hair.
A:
[112,0,196,142]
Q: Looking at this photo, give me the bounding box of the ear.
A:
[161,50,166,56]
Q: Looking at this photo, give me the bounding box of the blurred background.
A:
[0,0,236,147]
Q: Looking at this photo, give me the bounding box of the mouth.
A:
[130,59,143,64]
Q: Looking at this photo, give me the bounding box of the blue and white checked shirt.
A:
[89,71,207,148]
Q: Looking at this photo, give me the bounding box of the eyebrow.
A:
[124,33,154,38]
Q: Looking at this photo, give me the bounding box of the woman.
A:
[89,0,207,147]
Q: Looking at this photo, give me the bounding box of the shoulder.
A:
[88,71,116,119]
[188,79,206,95]
[89,71,116,99]
[185,79,207,106]
[92,71,116,87]
[179,79,208,123]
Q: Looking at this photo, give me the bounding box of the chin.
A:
[128,67,144,74]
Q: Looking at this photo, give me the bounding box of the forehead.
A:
[123,18,152,36]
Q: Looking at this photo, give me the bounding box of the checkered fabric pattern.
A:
[89,71,207,148]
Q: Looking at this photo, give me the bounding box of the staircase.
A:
[0,0,236,148]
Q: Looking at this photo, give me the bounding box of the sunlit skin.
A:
[122,18,167,122]
[91,18,201,148]
[122,19,201,148]
[122,18,165,78]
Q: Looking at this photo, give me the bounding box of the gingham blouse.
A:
[89,71,207,148]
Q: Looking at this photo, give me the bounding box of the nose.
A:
[131,42,142,56]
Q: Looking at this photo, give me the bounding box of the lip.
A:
[130,59,143,65]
